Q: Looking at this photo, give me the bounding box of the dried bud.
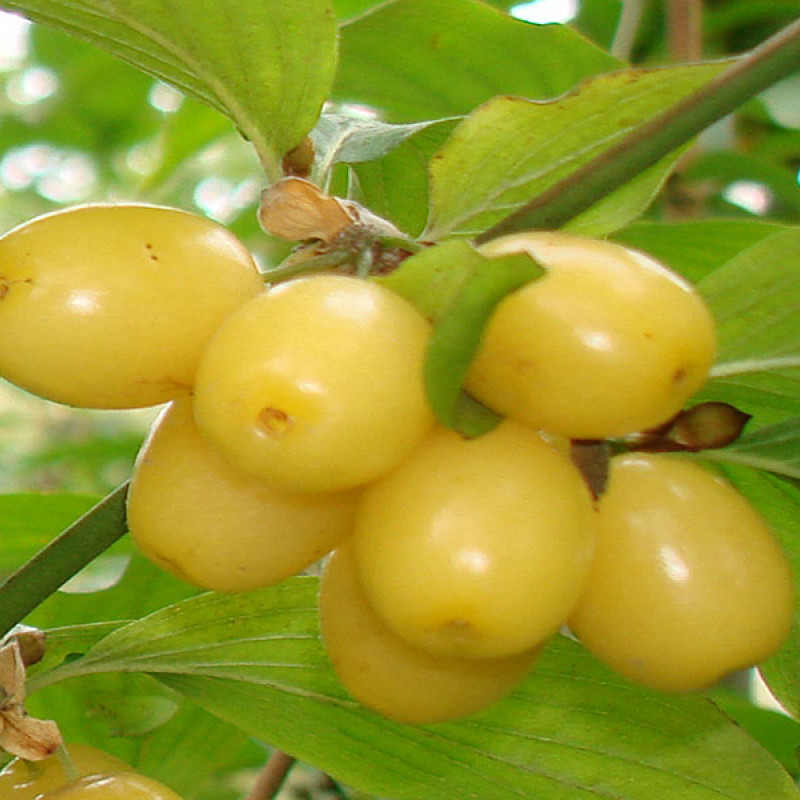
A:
[0,641,25,705]
[627,402,752,453]
[0,707,62,761]
[4,626,46,669]
[0,637,62,761]
[258,177,353,242]
[281,137,315,178]
[667,402,752,451]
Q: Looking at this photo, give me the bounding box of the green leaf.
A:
[31,580,800,800]
[702,417,800,480]
[375,240,479,320]
[312,114,454,175]
[377,240,542,435]
[765,617,800,727]
[709,465,800,720]
[472,21,800,238]
[0,484,131,637]
[0,0,339,180]
[425,62,726,240]
[54,673,181,737]
[710,688,800,777]
[563,146,691,237]
[29,621,128,677]
[699,228,800,420]
[27,553,198,633]
[349,118,457,237]
[479,0,519,11]
[26,671,175,760]
[311,114,457,231]
[134,701,266,799]
[21,559,232,795]
[26,657,263,797]
[612,219,787,285]
[332,0,383,19]
[427,247,542,436]
[334,0,620,123]
[0,493,99,575]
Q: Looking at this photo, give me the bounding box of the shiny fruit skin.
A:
[319,543,540,724]
[192,274,434,493]
[127,397,358,591]
[0,745,132,798]
[0,204,263,409]
[569,453,795,692]
[45,772,182,799]
[466,231,717,439]
[353,421,596,659]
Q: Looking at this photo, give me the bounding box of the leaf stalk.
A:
[0,484,129,638]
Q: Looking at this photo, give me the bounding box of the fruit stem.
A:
[261,249,351,283]
[0,483,129,638]
[476,17,800,241]
[56,742,81,784]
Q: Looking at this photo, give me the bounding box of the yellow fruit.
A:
[569,453,795,691]
[0,744,131,798]
[46,772,182,799]
[127,397,358,591]
[319,543,540,724]
[467,231,717,439]
[0,204,262,409]
[353,421,596,659]
[193,274,434,493]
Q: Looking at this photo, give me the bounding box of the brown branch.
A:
[244,750,296,800]
[668,0,703,63]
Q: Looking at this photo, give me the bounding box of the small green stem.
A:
[0,483,129,638]
[611,0,647,62]
[476,17,800,242]
[57,742,81,783]
[261,250,351,283]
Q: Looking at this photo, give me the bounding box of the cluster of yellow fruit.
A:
[319,231,795,723]
[0,743,182,798]
[0,205,793,727]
